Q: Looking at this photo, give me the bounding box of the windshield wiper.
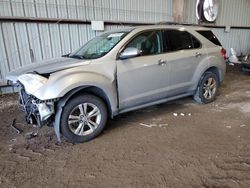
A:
[68,54,86,59]
[62,53,70,57]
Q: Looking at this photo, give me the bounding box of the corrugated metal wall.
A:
[184,0,250,55]
[0,0,173,93]
[1,0,250,94]
[184,0,250,26]
[0,0,172,21]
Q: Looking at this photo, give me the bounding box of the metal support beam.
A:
[0,16,250,29]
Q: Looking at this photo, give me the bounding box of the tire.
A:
[61,94,108,143]
[193,72,219,104]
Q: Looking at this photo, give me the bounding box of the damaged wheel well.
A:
[62,86,113,118]
[206,67,220,81]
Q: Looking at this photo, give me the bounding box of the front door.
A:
[116,30,170,110]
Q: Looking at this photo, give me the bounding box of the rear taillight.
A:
[221,48,227,60]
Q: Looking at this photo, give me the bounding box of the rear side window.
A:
[196,30,222,46]
[164,30,201,52]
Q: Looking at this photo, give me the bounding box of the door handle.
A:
[195,52,202,58]
[158,59,167,66]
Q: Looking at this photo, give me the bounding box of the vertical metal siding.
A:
[57,0,68,19]
[217,0,250,27]
[14,23,32,66]
[212,28,250,55]
[76,0,86,20]
[184,0,250,27]
[0,0,172,94]
[183,0,250,55]
[46,0,57,18]
[0,0,172,21]
[23,0,36,17]
[2,23,21,70]
[26,23,43,62]
[49,24,62,57]
[0,23,10,78]
[0,0,12,16]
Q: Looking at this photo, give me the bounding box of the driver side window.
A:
[126,31,162,56]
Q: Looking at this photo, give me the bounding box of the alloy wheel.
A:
[68,103,101,136]
[202,77,217,100]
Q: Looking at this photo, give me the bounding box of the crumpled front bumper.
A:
[19,85,57,127]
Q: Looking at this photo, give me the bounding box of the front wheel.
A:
[61,94,108,143]
[193,72,219,104]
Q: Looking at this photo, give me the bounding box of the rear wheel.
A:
[194,72,219,104]
[61,94,107,143]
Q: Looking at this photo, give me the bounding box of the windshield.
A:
[69,31,129,59]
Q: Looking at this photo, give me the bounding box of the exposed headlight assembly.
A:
[36,102,55,121]
[18,73,48,95]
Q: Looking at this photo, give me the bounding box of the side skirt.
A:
[118,92,193,115]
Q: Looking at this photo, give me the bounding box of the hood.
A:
[6,57,91,83]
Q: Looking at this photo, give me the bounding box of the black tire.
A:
[61,94,108,143]
[193,72,219,104]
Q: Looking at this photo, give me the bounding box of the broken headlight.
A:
[18,73,48,94]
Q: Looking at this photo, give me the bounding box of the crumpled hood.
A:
[6,57,91,83]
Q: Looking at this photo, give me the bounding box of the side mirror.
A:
[120,47,141,59]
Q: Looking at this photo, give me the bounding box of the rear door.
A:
[163,29,206,96]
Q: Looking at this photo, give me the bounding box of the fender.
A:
[54,87,85,142]
[191,54,225,91]
[35,67,118,142]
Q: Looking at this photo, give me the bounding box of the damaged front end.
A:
[11,73,59,129]
[19,84,58,127]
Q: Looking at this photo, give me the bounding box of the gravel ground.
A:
[0,65,249,188]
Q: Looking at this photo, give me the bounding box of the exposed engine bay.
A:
[19,83,58,127]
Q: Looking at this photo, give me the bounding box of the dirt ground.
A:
[0,65,249,188]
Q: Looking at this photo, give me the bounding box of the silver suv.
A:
[7,25,226,143]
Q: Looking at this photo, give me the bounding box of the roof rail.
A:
[156,21,181,25]
[156,21,201,26]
